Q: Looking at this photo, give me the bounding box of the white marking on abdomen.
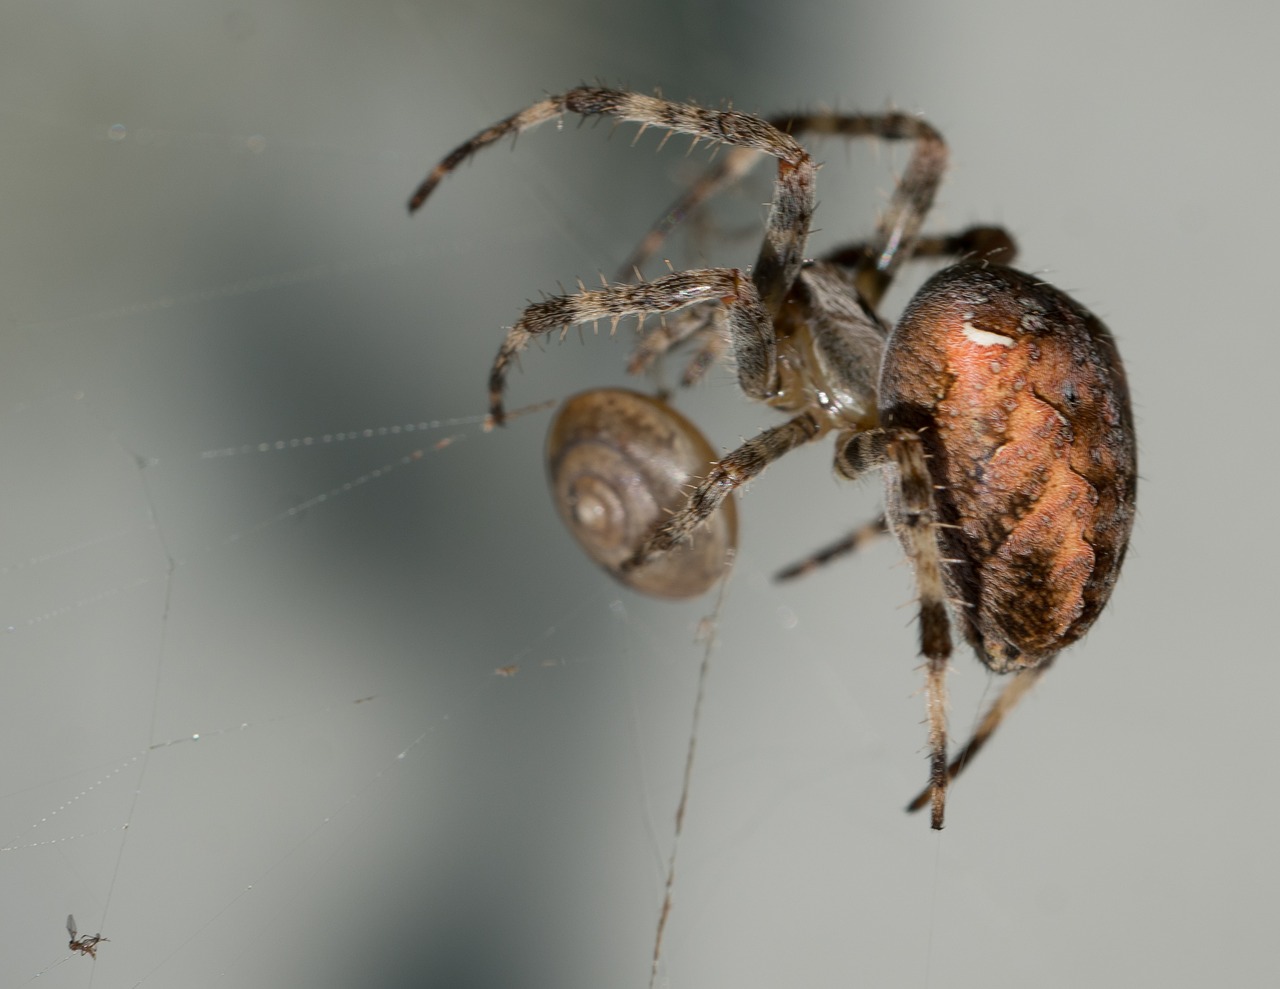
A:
[962,321,1015,348]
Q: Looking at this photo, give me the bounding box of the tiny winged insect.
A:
[67,914,108,959]
[409,88,1136,828]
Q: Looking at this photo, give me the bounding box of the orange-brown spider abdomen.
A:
[880,262,1136,672]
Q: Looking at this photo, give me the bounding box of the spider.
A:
[409,88,1136,828]
[67,914,108,959]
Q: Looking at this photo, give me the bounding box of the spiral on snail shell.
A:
[546,389,737,599]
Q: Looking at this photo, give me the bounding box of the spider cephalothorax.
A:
[410,87,1136,828]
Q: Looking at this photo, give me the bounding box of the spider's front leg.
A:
[621,110,954,301]
[838,427,954,829]
[409,87,819,356]
[626,300,727,387]
[487,269,774,425]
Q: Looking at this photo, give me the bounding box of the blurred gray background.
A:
[1,1,1273,987]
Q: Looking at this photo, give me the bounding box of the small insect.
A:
[410,88,1136,828]
[67,914,108,959]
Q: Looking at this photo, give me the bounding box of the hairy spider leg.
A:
[621,410,829,571]
[905,661,1053,814]
[408,88,818,308]
[620,111,949,303]
[774,514,890,581]
[837,427,953,828]
[486,269,773,424]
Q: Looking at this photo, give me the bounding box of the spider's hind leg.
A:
[905,662,1052,814]
[838,427,954,829]
[822,224,1018,272]
[774,514,889,581]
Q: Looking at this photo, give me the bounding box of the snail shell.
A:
[546,389,737,599]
